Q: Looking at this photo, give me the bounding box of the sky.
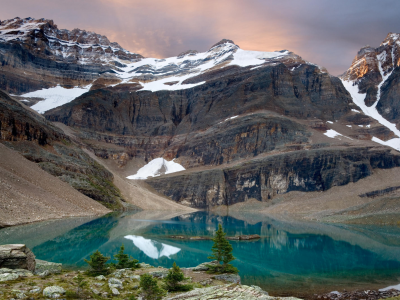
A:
[1,0,400,75]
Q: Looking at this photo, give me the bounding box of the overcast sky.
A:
[2,0,400,75]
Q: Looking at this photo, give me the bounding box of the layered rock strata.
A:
[146,148,400,208]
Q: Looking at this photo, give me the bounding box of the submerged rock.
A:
[227,234,261,240]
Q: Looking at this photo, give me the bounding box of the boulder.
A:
[214,273,241,284]
[0,244,35,272]
[149,270,169,279]
[192,260,219,271]
[43,286,66,298]
[29,286,41,294]
[0,268,33,282]
[108,277,123,289]
[111,287,120,295]
[35,259,62,274]
[0,272,19,282]
[165,284,300,300]
[95,275,106,281]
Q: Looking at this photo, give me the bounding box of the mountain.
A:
[1,17,400,224]
[340,33,400,150]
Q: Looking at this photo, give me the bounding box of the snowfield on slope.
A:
[25,85,92,114]
[324,129,352,140]
[127,158,185,180]
[341,80,400,151]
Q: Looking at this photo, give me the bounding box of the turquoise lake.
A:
[1,211,400,297]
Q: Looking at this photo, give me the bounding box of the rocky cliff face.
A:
[44,62,354,168]
[146,148,400,208]
[2,17,400,212]
[0,90,124,209]
[340,33,400,128]
[0,17,142,94]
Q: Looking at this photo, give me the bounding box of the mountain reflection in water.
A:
[124,235,180,259]
[1,210,400,296]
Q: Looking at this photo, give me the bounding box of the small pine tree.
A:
[73,273,88,296]
[114,244,139,269]
[140,273,166,300]
[163,262,193,292]
[207,224,238,274]
[84,250,111,276]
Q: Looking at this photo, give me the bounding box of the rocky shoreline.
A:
[1,244,400,300]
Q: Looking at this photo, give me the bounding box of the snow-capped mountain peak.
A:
[0,17,143,65]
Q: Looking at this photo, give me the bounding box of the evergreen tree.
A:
[114,244,139,269]
[140,274,166,300]
[163,262,193,292]
[84,250,111,276]
[207,224,238,274]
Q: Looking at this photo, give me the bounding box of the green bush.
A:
[163,262,193,292]
[140,273,166,300]
[207,224,239,274]
[114,244,139,269]
[73,273,87,296]
[84,250,111,276]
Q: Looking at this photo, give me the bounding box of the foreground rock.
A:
[0,244,35,272]
[43,286,66,298]
[165,284,300,300]
[35,259,62,274]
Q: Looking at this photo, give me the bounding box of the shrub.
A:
[114,244,139,269]
[140,273,166,300]
[84,250,111,276]
[207,224,238,274]
[73,273,87,296]
[163,262,193,292]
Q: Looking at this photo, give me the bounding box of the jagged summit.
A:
[209,39,238,50]
[0,17,143,64]
[341,32,400,83]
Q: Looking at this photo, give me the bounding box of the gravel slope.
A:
[0,143,110,227]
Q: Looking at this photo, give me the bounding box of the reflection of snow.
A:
[124,235,180,259]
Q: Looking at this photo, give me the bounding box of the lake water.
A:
[1,210,400,297]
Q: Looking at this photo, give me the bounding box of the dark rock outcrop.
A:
[0,244,36,272]
[146,148,400,208]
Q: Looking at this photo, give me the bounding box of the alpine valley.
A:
[1,17,400,227]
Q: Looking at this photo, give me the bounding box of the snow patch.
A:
[25,85,92,114]
[124,235,180,259]
[327,121,333,124]
[341,79,400,151]
[228,49,287,68]
[324,129,352,140]
[351,109,360,113]
[219,115,239,124]
[126,158,185,180]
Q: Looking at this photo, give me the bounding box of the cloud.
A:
[1,0,400,75]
